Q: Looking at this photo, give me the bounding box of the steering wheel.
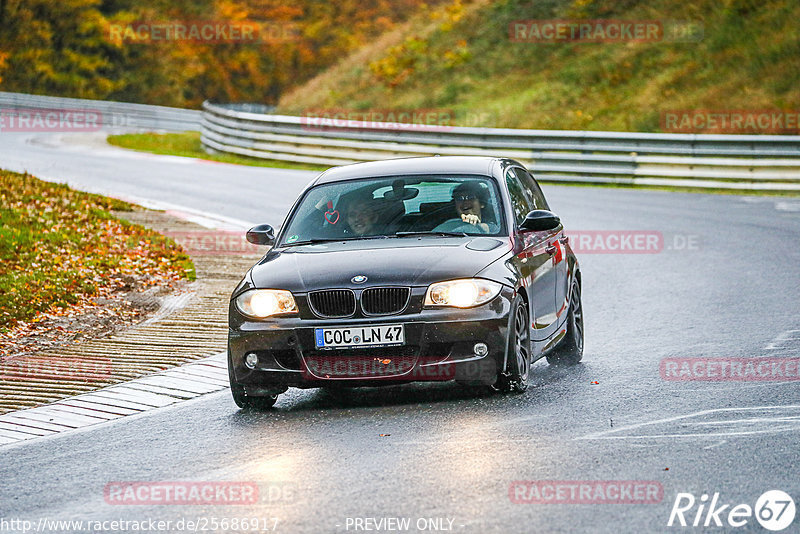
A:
[433,218,488,234]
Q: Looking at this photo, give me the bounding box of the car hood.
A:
[249,237,510,292]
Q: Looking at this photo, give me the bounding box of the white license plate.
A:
[314,324,405,349]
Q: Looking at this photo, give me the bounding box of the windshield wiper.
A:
[393,231,469,238]
[282,235,389,247]
[282,238,340,247]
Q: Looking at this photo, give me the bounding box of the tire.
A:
[494,295,531,393]
[228,352,279,409]
[546,279,584,366]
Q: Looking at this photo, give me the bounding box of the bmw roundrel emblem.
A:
[351,275,368,284]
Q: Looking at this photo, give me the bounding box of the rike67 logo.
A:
[668,490,795,531]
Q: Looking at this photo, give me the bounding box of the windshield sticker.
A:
[287,234,299,243]
[324,200,340,224]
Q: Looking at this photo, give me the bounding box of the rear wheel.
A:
[494,295,531,393]
[546,279,584,366]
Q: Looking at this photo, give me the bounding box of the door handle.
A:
[545,245,557,255]
[559,235,569,245]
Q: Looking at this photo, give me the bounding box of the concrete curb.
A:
[0,208,261,419]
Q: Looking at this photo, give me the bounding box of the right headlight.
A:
[424,279,503,308]
[235,289,298,319]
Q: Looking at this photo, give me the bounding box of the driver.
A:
[435,181,494,233]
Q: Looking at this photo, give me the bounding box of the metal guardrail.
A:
[2,93,797,190]
[0,92,200,132]
[201,101,800,190]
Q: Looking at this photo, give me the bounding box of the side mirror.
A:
[520,210,561,232]
[246,224,275,246]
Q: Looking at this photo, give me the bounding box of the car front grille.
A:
[361,287,410,316]
[303,346,419,378]
[308,289,356,318]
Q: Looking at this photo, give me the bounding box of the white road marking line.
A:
[775,201,800,212]
[0,352,230,445]
[576,405,800,441]
[9,160,256,232]
[666,381,800,392]
[680,416,800,426]
[578,429,799,440]
[764,329,800,350]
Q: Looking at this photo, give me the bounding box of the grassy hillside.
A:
[277,0,800,132]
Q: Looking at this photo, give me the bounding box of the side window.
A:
[504,169,534,226]
[513,167,549,210]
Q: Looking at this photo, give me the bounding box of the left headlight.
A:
[235,289,298,318]
[424,278,503,308]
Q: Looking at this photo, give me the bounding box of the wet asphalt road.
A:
[1,132,799,533]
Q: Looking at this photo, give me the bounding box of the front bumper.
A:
[228,287,514,392]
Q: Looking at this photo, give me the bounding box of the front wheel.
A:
[233,388,278,409]
[228,353,280,409]
[546,279,584,366]
[494,295,531,393]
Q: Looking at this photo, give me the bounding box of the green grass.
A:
[0,170,195,332]
[277,0,800,133]
[107,132,329,172]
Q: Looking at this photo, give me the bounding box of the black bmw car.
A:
[228,156,583,408]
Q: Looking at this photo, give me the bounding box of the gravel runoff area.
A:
[0,209,261,415]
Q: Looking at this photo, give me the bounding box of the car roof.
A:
[312,156,503,185]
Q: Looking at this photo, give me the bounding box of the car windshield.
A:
[279,175,505,245]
